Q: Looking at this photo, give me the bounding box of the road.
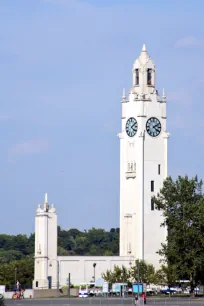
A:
[4,297,204,306]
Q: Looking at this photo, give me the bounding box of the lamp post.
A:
[14,268,17,288]
[137,261,140,297]
[49,260,59,291]
[93,263,96,283]
[57,261,59,291]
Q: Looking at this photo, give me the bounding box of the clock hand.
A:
[131,123,137,130]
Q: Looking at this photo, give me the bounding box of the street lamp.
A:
[14,268,17,288]
[49,260,59,291]
[93,263,96,283]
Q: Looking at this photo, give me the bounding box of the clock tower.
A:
[119,45,169,268]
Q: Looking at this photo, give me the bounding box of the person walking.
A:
[16,281,20,291]
[141,292,146,305]
[135,294,139,306]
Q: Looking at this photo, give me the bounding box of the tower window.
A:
[128,163,130,172]
[147,69,152,85]
[158,164,161,175]
[151,180,154,192]
[135,69,139,85]
[36,281,38,288]
[151,199,154,211]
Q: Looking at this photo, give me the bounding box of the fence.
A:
[3,296,204,306]
[4,283,32,292]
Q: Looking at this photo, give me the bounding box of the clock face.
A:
[126,117,138,137]
[146,117,161,137]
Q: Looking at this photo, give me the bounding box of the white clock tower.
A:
[119,45,169,268]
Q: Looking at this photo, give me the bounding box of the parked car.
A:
[78,291,88,298]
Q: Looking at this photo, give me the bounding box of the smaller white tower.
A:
[33,194,57,289]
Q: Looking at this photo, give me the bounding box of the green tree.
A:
[102,265,131,283]
[0,226,121,285]
[130,260,156,284]
[0,259,34,287]
[153,175,204,290]
[57,246,69,256]
[155,264,178,287]
[57,227,119,256]
[102,260,158,286]
[104,250,113,256]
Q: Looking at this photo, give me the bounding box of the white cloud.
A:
[10,139,49,156]
[175,36,204,48]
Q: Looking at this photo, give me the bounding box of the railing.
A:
[34,282,60,290]
[4,284,32,292]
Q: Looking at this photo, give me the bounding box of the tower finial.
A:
[162,88,166,101]
[142,44,147,52]
[122,88,126,100]
[44,193,49,212]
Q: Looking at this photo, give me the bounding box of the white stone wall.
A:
[57,256,134,286]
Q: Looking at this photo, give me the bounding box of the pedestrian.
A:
[135,294,138,306]
[141,292,146,305]
[16,280,20,291]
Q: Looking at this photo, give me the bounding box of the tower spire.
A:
[44,193,49,212]
[162,88,166,101]
[132,44,155,94]
[122,88,126,101]
[142,44,147,52]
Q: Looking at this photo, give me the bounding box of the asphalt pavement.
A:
[4,297,204,306]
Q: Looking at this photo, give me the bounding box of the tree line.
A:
[0,225,120,286]
[0,175,204,290]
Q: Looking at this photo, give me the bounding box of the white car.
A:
[79,291,88,298]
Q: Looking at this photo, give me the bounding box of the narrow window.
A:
[147,69,152,85]
[158,164,161,175]
[128,163,130,172]
[151,180,154,192]
[130,163,133,171]
[36,281,38,288]
[134,162,136,171]
[135,69,139,85]
[151,199,154,211]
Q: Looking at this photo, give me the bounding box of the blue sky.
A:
[0,0,204,235]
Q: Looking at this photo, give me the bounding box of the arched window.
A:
[147,69,152,85]
[135,69,139,85]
